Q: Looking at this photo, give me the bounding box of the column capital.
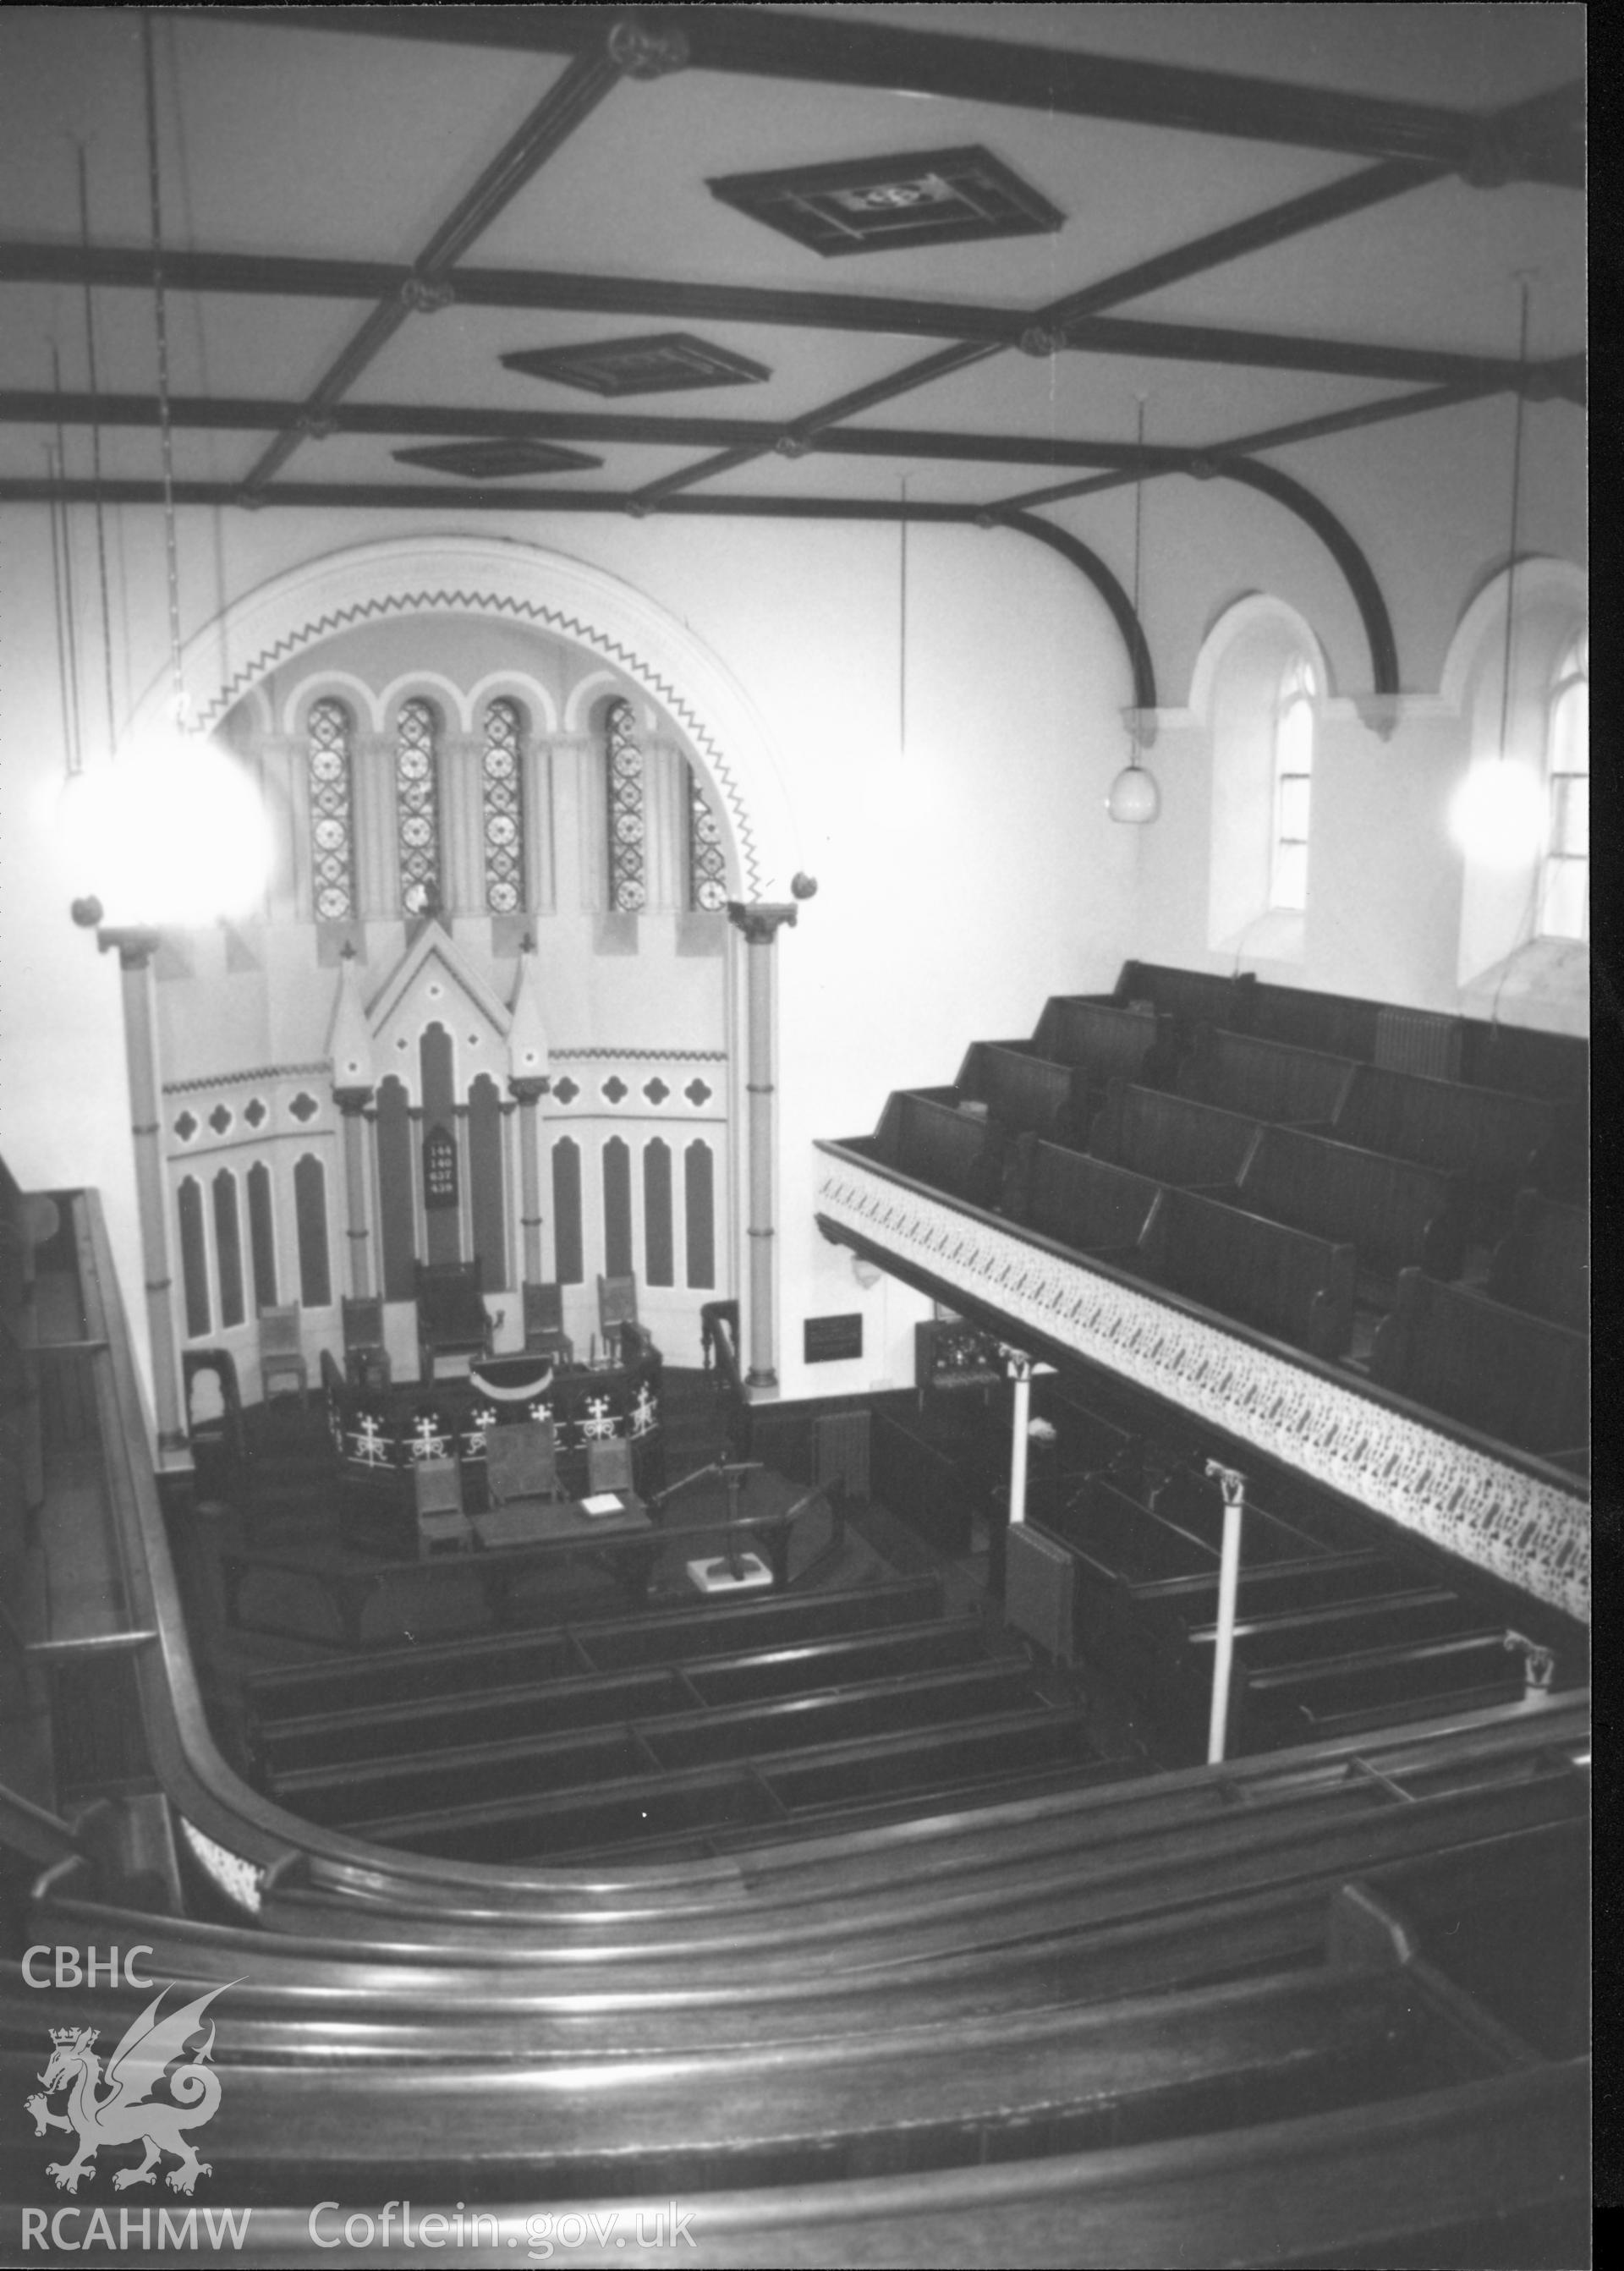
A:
[727,901,798,946]
[508,1075,551,1106]
[332,1084,375,1117]
[97,925,163,971]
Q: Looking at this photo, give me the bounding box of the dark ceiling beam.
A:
[180,8,1583,186]
[3,471,1156,711]
[634,156,1442,505]
[990,381,1500,514]
[0,387,1206,471]
[0,239,1582,401]
[238,43,633,495]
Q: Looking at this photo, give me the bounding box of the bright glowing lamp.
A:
[1107,758,1160,825]
[76,730,272,927]
[1449,761,1544,867]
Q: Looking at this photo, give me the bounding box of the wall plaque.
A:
[804,1313,863,1364]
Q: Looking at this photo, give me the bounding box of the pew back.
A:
[871,1089,1007,1208]
[1137,1187,1357,1359]
[1178,1027,1358,1127]
[1007,1136,1164,1254]
[1235,1124,1468,1283]
[1032,997,1167,1087]
[956,1040,1083,1140]
[1487,1189,1589,1331]
[1336,1065,1556,1228]
[1369,1270,1589,1458]
[1089,1081,1262,1188]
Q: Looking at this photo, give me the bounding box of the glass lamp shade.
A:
[1106,761,1160,825]
[1449,760,1544,866]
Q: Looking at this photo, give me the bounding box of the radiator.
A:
[1004,1523,1075,1663]
[814,1411,870,1501]
[1374,1007,1462,1081]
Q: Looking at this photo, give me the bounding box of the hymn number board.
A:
[423,1124,458,1210]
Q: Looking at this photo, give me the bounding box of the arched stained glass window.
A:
[1269,657,1315,913]
[395,696,442,915]
[606,699,645,913]
[481,697,527,913]
[688,766,727,912]
[306,698,356,921]
[1539,631,1588,941]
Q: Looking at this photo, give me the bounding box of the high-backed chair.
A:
[341,1295,392,1393]
[257,1306,308,1406]
[522,1280,574,1365]
[414,1259,491,1381]
[597,1272,639,1338]
[585,1435,635,1500]
[182,1348,250,1478]
[414,1458,469,1557]
[485,1418,563,1508]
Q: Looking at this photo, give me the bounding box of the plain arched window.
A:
[1539,631,1588,941]
[394,696,443,915]
[481,696,527,913]
[1269,657,1315,913]
[306,697,357,921]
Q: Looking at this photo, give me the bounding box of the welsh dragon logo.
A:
[25,1982,236,2196]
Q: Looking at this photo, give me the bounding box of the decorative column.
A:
[727,902,798,1391]
[100,928,187,1459]
[327,946,376,1300]
[1205,1460,1248,1765]
[1002,1347,1056,1528]
[508,939,551,1287]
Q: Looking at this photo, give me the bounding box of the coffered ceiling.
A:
[0,3,1584,700]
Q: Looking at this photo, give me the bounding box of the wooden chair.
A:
[521,1281,574,1365]
[486,1418,563,1508]
[182,1349,250,1478]
[257,1305,308,1406]
[414,1457,469,1557]
[585,1435,635,1499]
[341,1295,392,1393]
[597,1272,639,1338]
[414,1259,491,1381]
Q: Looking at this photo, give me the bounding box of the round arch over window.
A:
[1539,631,1588,941]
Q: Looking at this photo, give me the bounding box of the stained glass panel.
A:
[395,697,442,916]
[688,765,727,911]
[481,697,527,913]
[306,698,356,922]
[606,700,645,913]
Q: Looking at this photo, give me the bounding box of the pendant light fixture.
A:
[73,19,271,930]
[1107,398,1160,825]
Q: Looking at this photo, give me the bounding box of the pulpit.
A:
[414,1259,492,1381]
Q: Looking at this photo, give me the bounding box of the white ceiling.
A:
[0,5,1584,548]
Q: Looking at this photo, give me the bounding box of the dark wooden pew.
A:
[1334,1062,1558,1232]
[1221,1121,1468,1285]
[1369,1269,1589,1460]
[1487,1188,1589,1330]
[1030,995,1175,1100]
[1123,1184,1357,1359]
[254,1615,998,1777]
[1089,1079,1262,1187]
[870,1088,1007,1208]
[953,1040,1087,1141]
[1003,1134,1163,1253]
[244,1576,946,1725]
[271,1659,1051,1829]
[1111,959,1258,1031]
[1177,1025,1358,1127]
